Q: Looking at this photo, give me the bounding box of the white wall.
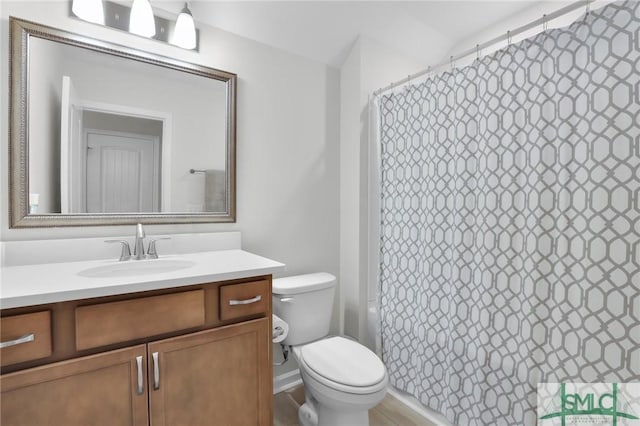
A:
[339,39,360,339]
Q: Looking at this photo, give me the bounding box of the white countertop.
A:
[0,249,285,309]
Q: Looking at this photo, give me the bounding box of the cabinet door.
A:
[1,345,148,426]
[148,318,272,426]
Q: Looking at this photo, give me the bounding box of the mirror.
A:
[9,17,236,227]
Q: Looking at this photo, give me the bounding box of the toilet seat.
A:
[295,337,387,395]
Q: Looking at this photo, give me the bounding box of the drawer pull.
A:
[152,352,160,390]
[135,356,144,395]
[0,333,35,349]
[228,295,262,306]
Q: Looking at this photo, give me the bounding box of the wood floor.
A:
[274,385,437,426]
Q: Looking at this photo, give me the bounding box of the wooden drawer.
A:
[1,311,52,367]
[75,289,205,351]
[219,280,269,321]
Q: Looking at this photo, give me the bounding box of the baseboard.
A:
[273,369,303,394]
[386,386,455,426]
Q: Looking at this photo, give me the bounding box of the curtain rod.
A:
[374,0,598,97]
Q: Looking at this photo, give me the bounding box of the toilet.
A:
[272,273,388,426]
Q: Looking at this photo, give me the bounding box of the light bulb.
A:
[72,0,105,25]
[171,3,196,49]
[129,0,156,38]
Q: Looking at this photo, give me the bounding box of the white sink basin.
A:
[78,258,196,278]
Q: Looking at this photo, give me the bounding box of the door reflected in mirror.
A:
[72,110,163,214]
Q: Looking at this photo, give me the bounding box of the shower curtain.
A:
[378,2,640,425]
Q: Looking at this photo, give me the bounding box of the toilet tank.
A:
[272,273,336,346]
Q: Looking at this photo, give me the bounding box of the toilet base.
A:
[298,402,318,426]
[297,396,370,426]
[316,404,369,426]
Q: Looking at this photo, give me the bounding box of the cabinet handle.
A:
[0,333,34,348]
[228,295,262,306]
[135,356,144,395]
[152,352,160,390]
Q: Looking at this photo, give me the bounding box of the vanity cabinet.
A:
[149,319,270,426]
[1,345,149,426]
[0,276,273,426]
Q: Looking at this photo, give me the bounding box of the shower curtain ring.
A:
[542,14,548,32]
[476,44,481,62]
[450,55,455,70]
[507,30,512,46]
[585,0,590,17]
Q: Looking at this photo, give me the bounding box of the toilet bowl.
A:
[293,337,388,426]
[273,273,388,426]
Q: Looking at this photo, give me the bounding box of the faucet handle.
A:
[147,237,171,259]
[105,240,132,261]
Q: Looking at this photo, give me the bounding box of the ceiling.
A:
[185,1,563,68]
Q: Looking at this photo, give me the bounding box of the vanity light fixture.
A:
[71,0,105,25]
[70,0,199,50]
[171,3,196,49]
[129,0,156,38]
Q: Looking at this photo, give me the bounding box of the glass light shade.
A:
[72,0,105,25]
[129,0,156,38]
[171,4,196,49]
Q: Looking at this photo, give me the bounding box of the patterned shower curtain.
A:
[378,2,640,425]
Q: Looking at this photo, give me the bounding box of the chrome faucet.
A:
[105,224,171,261]
[133,223,146,260]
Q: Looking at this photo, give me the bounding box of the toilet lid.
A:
[300,336,386,387]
